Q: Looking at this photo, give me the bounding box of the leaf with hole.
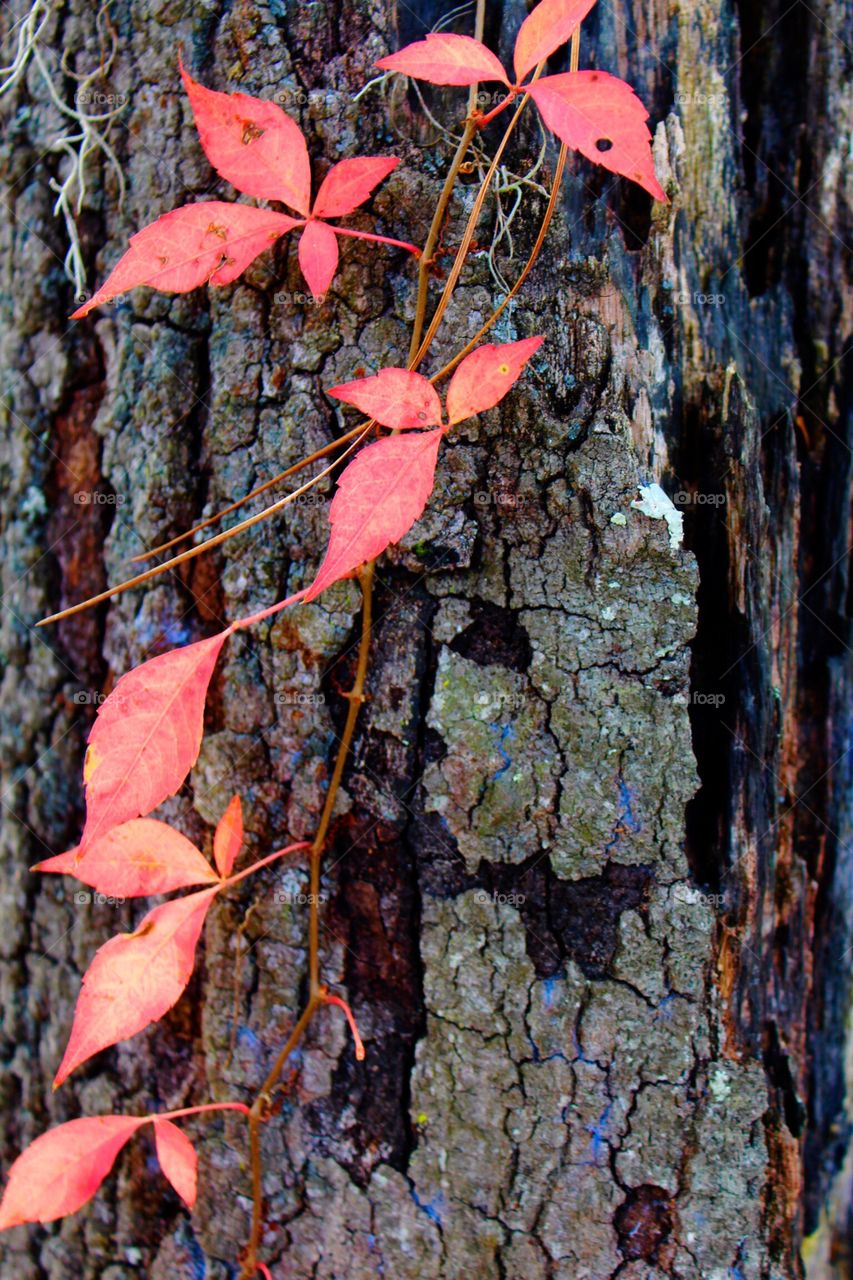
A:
[529,71,666,200]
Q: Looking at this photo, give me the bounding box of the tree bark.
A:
[0,1,850,1277]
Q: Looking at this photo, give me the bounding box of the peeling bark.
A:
[0,1,850,1278]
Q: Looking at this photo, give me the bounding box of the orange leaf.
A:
[298,220,340,296]
[313,156,399,219]
[327,367,442,430]
[377,33,509,87]
[0,1115,144,1228]
[513,0,597,83]
[213,795,243,878]
[54,887,219,1087]
[180,59,312,214]
[33,819,218,898]
[445,336,543,424]
[71,203,299,318]
[529,71,666,200]
[81,630,230,847]
[304,429,445,601]
[153,1119,197,1209]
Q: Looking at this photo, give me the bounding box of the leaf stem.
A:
[151,1101,252,1122]
[131,422,373,561]
[222,840,311,890]
[333,226,420,255]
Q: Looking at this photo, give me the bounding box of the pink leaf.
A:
[33,819,218,898]
[529,71,666,200]
[81,630,230,847]
[153,1119,197,1209]
[513,0,597,83]
[304,429,446,601]
[377,33,509,87]
[298,220,340,295]
[213,795,243,878]
[313,156,399,219]
[180,59,312,214]
[71,204,300,318]
[0,1116,144,1228]
[54,887,220,1087]
[445,336,543,424]
[326,367,443,430]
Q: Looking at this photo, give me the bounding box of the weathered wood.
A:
[0,1,850,1277]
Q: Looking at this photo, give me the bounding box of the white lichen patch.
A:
[630,482,684,552]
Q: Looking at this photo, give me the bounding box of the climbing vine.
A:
[0,2,667,1275]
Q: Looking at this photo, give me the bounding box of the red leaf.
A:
[513,0,597,83]
[313,156,399,219]
[376,33,509,87]
[180,59,312,214]
[304,429,445,601]
[298,220,340,295]
[71,204,299,318]
[153,1119,197,1209]
[327,368,443,430]
[54,887,219,1087]
[445,336,543,424]
[529,71,666,200]
[81,630,230,847]
[213,795,243,878]
[0,1115,144,1228]
[33,819,218,898]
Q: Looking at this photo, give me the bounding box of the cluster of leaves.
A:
[2,0,666,1259]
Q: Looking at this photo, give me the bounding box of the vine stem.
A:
[151,1101,252,1122]
[237,28,575,1275]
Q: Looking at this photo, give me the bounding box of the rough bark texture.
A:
[0,1,850,1277]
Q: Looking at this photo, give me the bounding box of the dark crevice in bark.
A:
[731,0,812,298]
[449,599,532,671]
[307,581,431,1186]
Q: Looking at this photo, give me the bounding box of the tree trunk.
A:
[0,1,850,1277]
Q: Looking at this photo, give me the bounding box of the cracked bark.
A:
[0,0,850,1277]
